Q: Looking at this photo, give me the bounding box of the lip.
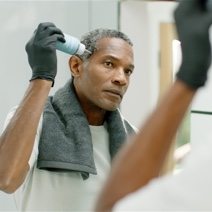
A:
[104,89,123,98]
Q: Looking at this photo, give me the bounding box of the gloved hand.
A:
[174,0,212,89]
[25,22,65,86]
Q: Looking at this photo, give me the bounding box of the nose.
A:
[112,68,128,86]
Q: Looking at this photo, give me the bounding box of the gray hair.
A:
[76,28,133,61]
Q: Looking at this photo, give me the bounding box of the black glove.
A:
[174,0,212,89]
[25,22,65,86]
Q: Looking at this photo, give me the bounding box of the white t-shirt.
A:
[4,107,111,211]
[113,135,212,211]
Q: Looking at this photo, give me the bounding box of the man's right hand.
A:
[25,22,65,86]
[174,0,212,89]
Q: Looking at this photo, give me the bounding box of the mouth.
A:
[104,89,123,99]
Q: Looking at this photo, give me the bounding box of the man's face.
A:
[75,37,134,111]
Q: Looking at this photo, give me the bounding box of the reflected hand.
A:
[174,0,212,89]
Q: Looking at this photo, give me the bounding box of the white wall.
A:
[119,1,212,172]
[120,1,178,129]
[190,60,212,150]
[0,1,118,210]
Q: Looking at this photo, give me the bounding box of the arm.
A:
[95,80,196,211]
[0,80,51,193]
[0,22,65,193]
[95,0,212,211]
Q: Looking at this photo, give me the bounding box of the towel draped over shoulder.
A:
[37,79,136,180]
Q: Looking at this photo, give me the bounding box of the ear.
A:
[68,56,83,78]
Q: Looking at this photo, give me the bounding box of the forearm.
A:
[0,79,51,193]
[95,79,196,211]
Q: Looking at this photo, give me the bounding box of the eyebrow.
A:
[103,55,135,70]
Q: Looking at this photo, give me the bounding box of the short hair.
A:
[76,28,133,61]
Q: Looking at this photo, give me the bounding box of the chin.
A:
[106,108,117,112]
[104,104,120,111]
[99,99,121,111]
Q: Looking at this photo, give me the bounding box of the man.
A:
[0,24,136,211]
[95,0,212,211]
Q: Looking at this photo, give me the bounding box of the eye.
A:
[104,61,113,67]
[125,69,133,76]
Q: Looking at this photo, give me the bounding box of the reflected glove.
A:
[174,0,212,89]
[25,22,65,86]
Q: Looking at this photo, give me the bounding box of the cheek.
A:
[81,75,103,97]
[84,75,102,91]
[84,67,108,87]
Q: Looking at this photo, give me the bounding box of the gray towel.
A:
[37,78,136,180]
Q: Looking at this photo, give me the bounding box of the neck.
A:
[73,81,107,126]
[83,108,107,126]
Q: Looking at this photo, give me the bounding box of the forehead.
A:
[93,37,134,61]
